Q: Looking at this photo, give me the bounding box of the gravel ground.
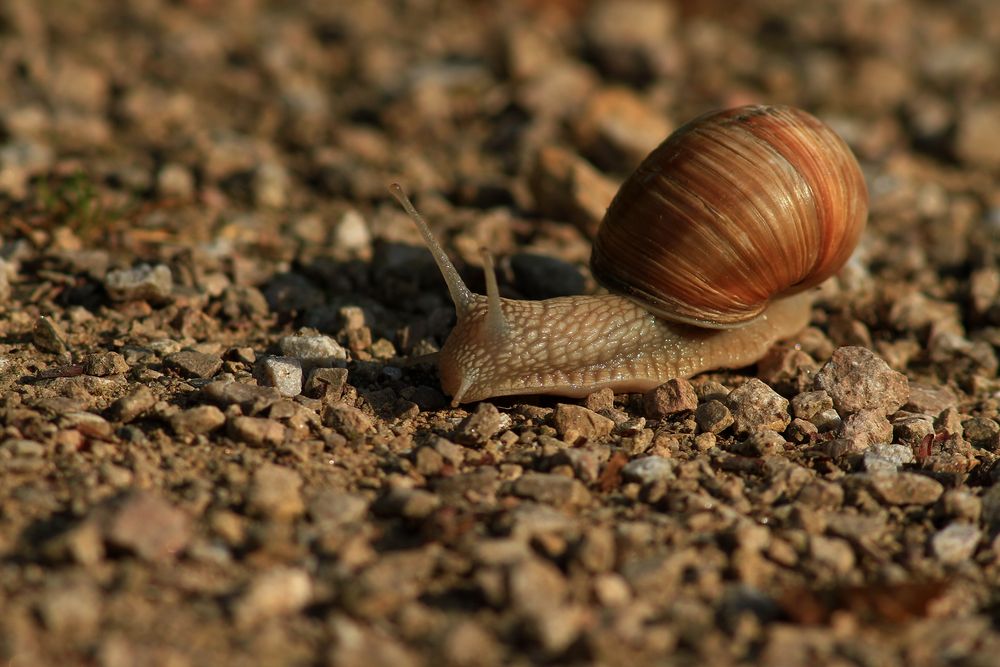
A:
[1,1,999,665]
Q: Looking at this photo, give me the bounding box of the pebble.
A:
[903,382,958,415]
[837,409,893,451]
[323,402,374,438]
[893,416,935,448]
[529,145,618,237]
[233,567,312,628]
[82,351,129,376]
[247,463,304,520]
[790,390,833,421]
[254,355,303,397]
[228,416,286,447]
[156,162,195,199]
[863,443,915,473]
[169,405,226,435]
[584,387,615,412]
[584,0,676,81]
[573,87,672,169]
[955,102,1000,169]
[552,403,615,443]
[165,350,223,379]
[332,209,372,253]
[511,472,590,507]
[278,332,348,367]
[695,399,734,434]
[808,535,855,576]
[814,346,909,416]
[454,402,504,445]
[373,487,440,520]
[931,523,981,565]
[103,264,173,303]
[32,316,69,355]
[621,456,676,486]
[305,367,349,400]
[963,417,1000,451]
[203,380,280,415]
[866,472,944,506]
[105,492,191,561]
[253,161,290,208]
[37,582,101,641]
[107,385,156,422]
[643,378,698,420]
[725,379,790,436]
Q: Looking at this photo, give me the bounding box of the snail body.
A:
[391,105,868,405]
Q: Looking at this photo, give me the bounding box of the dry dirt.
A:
[1,1,999,666]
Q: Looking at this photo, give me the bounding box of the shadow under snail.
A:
[390,104,868,406]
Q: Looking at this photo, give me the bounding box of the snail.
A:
[390,105,868,406]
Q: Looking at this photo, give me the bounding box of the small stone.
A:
[165,350,223,379]
[32,316,69,355]
[529,145,618,238]
[108,385,156,422]
[904,383,958,415]
[695,400,734,434]
[584,0,676,81]
[104,264,173,303]
[203,381,281,415]
[790,390,834,420]
[621,456,675,486]
[278,333,348,367]
[808,535,855,575]
[511,472,589,506]
[738,430,786,456]
[37,582,101,641]
[441,620,501,667]
[574,87,672,171]
[233,567,312,628]
[931,523,981,565]
[105,492,191,561]
[552,403,614,442]
[333,209,372,253]
[955,102,1000,169]
[323,402,374,438]
[837,409,893,451]
[963,417,1000,451]
[247,464,304,520]
[83,351,129,376]
[584,387,614,412]
[254,355,303,397]
[867,472,944,506]
[725,379,790,436]
[306,367,349,400]
[454,403,504,445]
[785,418,818,444]
[156,162,195,198]
[169,405,225,435]
[643,378,698,420]
[228,416,286,447]
[373,487,440,520]
[814,347,909,416]
[253,161,290,208]
[940,490,982,524]
[863,443,915,473]
[893,416,935,448]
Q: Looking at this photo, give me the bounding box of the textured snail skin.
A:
[438,291,813,404]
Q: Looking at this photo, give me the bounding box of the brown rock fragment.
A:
[867,472,944,506]
[247,463,304,520]
[815,347,909,416]
[553,403,614,442]
[105,492,191,561]
[643,378,698,420]
[725,379,790,436]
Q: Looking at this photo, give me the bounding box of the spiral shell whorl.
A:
[590,105,868,328]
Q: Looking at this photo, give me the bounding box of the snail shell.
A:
[590,104,868,328]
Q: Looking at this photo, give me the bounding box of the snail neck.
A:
[439,291,814,404]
